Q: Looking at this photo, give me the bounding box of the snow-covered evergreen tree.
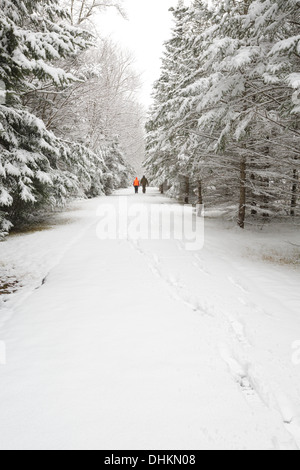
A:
[145,3,191,197]
[145,0,300,227]
[0,0,103,234]
[0,0,88,102]
[24,40,142,192]
[102,138,132,195]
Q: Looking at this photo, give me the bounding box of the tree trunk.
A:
[238,158,246,229]
[260,141,270,218]
[291,169,298,216]
[197,180,203,205]
[184,176,190,204]
[261,176,270,218]
[250,173,257,215]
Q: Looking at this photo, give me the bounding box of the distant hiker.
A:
[133,177,140,194]
[141,176,149,194]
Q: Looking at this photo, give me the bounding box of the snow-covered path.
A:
[0,189,300,450]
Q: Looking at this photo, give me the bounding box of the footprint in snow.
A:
[228,276,248,294]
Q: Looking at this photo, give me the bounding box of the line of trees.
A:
[145,0,300,228]
[0,0,144,237]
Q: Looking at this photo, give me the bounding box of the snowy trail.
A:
[0,189,300,450]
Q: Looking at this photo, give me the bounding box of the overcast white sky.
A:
[96,0,183,107]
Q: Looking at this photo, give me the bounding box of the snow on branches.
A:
[145,0,300,227]
[0,1,133,236]
[0,0,90,100]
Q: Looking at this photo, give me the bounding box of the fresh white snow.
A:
[0,188,300,450]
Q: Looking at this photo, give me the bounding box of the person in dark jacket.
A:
[140,176,149,194]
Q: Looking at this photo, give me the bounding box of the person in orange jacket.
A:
[133,177,140,194]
